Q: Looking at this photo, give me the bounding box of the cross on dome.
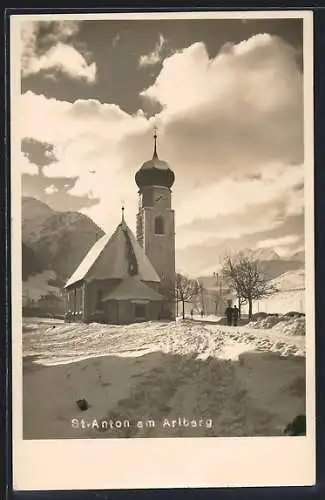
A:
[153,126,158,159]
[121,199,125,222]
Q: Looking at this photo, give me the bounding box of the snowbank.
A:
[248,313,305,336]
[23,317,305,366]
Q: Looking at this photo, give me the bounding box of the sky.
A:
[19,15,306,276]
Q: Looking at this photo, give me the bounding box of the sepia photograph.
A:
[11,10,315,490]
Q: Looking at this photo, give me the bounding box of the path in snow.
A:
[23,318,305,366]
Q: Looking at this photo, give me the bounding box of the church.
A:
[64,130,176,324]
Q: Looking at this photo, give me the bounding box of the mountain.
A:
[22,197,55,246]
[260,259,304,281]
[22,242,47,281]
[196,250,304,287]
[242,248,304,280]
[244,248,281,261]
[196,259,304,292]
[22,197,104,286]
[290,249,305,262]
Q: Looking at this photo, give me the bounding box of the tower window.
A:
[154,216,164,235]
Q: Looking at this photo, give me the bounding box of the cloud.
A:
[176,213,304,276]
[19,91,150,231]
[27,43,97,83]
[142,34,301,113]
[21,21,97,83]
[22,138,57,168]
[139,34,166,67]
[175,200,285,251]
[256,234,300,249]
[256,234,301,256]
[20,152,39,175]
[175,162,304,228]
[20,92,146,146]
[140,34,303,186]
[19,33,305,262]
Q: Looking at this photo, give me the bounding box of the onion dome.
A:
[135,129,175,189]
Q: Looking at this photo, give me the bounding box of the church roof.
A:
[64,218,160,288]
[102,275,164,302]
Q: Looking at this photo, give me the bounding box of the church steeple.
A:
[135,130,176,320]
[153,126,158,159]
[120,198,126,225]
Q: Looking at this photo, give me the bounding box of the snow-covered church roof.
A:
[65,216,160,288]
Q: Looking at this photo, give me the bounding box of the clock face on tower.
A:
[154,193,164,205]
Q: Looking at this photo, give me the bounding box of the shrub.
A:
[250,312,268,321]
[283,311,305,318]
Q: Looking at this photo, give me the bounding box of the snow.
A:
[243,269,305,315]
[187,314,223,322]
[23,318,306,439]
[248,314,305,337]
[249,290,305,315]
[272,269,305,291]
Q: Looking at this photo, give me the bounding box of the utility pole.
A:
[213,272,223,314]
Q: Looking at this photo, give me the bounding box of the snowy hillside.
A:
[272,269,305,291]
[23,318,305,439]
[246,269,305,315]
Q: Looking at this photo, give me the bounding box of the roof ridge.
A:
[65,218,161,288]
[122,226,139,276]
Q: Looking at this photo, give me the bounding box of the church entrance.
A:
[134,302,147,321]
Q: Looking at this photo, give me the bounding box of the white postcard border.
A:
[10,10,315,490]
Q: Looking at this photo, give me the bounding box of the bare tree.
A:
[175,273,200,319]
[222,252,277,320]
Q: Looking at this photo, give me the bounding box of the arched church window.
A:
[96,290,104,310]
[154,216,164,235]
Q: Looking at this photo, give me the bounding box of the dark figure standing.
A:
[200,309,204,319]
[232,305,239,326]
[190,309,194,319]
[225,305,233,326]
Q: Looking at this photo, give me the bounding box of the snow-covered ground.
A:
[23,318,306,439]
